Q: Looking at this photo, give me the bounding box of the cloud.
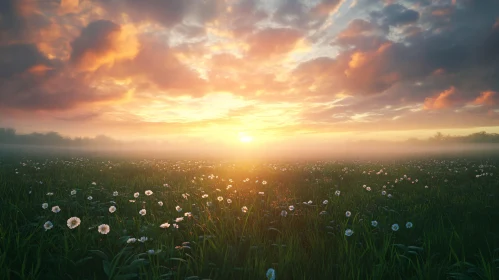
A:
[70,20,140,71]
[423,86,457,110]
[473,91,496,106]
[247,28,304,59]
[0,44,53,78]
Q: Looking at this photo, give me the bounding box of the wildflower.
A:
[127,238,137,243]
[391,224,399,231]
[319,211,327,215]
[202,194,208,198]
[129,200,136,203]
[307,200,313,205]
[184,212,192,217]
[52,206,61,213]
[42,203,48,209]
[44,221,53,231]
[109,206,116,213]
[160,223,170,229]
[381,191,386,196]
[87,196,93,200]
[46,192,54,196]
[366,187,371,191]
[71,190,77,195]
[139,209,146,216]
[262,180,267,185]
[241,206,248,213]
[281,210,287,217]
[147,249,155,255]
[371,220,378,227]
[217,196,223,202]
[97,224,111,234]
[288,205,294,211]
[145,190,153,196]
[345,229,354,236]
[345,211,351,217]
[266,268,276,280]
[113,191,118,196]
[175,217,184,223]
[425,185,429,189]
[134,192,139,198]
[206,201,212,207]
[173,224,179,229]
[67,217,81,229]
[323,200,328,205]
[175,206,182,212]
[258,192,264,195]
[335,190,341,196]
[138,236,148,243]
[158,201,163,206]
[406,222,413,229]
[91,182,97,185]
[387,194,392,198]
[227,199,232,204]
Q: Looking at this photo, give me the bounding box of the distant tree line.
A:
[0,128,121,147]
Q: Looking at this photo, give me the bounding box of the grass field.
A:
[1,153,498,279]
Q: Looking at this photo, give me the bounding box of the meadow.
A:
[0,152,498,279]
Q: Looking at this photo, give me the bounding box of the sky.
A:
[1,0,499,148]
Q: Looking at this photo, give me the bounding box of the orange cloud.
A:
[423,86,456,110]
[473,91,496,106]
[70,20,139,72]
[247,28,303,59]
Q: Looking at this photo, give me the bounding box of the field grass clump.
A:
[0,155,498,279]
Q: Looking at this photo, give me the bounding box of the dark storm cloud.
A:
[0,44,52,78]
[70,20,121,66]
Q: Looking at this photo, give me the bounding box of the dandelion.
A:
[109,206,116,213]
[67,217,81,229]
[371,220,378,227]
[323,200,328,205]
[160,223,170,229]
[387,194,392,198]
[129,200,136,203]
[113,191,118,196]
[46,192,54,196]
[345,211,351,217]
[391,224,399,231]
[139,209,146,216]
[319,210,327,215]
[217,196,223,202]
[201,194,208,198]
[307,200,313,205]
[127,238,137,243]
[406,222,413,228]
[147,249,155,255]
[345,229,354,236]
[241,206,248,213]
[335,190,341,196]
[173,224,179,229]
[134,192,139,198]
[366,187,371,191]
[175,217,184,223]
[42,203,48,209]
[425,185,429,189]
[381,191,386,196]
[158,201,163,206]
[175,206,182,212]
[87,196,93,200]
[91,182,97,185]
[71,190,77,195]
[138,236,148,243]
[52,206,61,213]
[184,212,192,217]
[145,190,153,196]
[281,210,287,217]
[206,201,212,207]
[262,180,267,185]
[227,199,232,204]
[266,268,276,280]
[258,192,265,195]
[44,221,53,231]
[288,205,294,211]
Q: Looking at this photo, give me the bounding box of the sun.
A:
[239,134,253,143]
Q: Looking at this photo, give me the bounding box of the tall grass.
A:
[0,155,498,279]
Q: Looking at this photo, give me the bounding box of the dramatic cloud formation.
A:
[1,0,499,145]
